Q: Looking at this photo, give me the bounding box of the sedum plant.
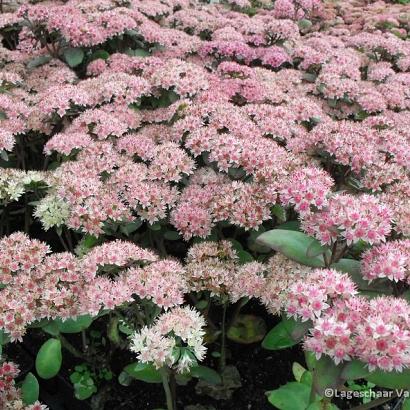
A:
[0,0,408,408]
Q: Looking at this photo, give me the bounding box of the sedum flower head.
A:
[34,194,71,231]
[130,306,206,373]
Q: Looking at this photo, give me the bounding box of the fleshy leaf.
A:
[124,362,162,383]
[256,229,326,267]
[21,373,39,405]
[35,338,62,379]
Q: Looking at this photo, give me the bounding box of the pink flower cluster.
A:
[305,297,410,372]
[18,2,144,48]
[361,240,410,283]
[301,193,393,245]
[278,167,333,215]
[0,234,188,340]
[172,169,277,239]
[186,241,317,314]
[282,266,410,372]
[0,94,29,152]
[0,361,48,409]
[286,269,357,321]
[186,240,306,306]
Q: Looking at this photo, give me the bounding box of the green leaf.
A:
[403,398,410,410]
[331,259,361,275]
[118,371,133,386]
[227,314,266,344]
[247,228,271,254]
[42,321,60,336]
[0,150,8,161]
[82,234,98,249]
[292,362,307,382]
[302,73,317,83]
[227,239,243,252]
[312,356,342,395]
[148,223,161,231]
[271,204,287,223]
[27,54,52,70]
[195,300,208,310]
[63,48,85,67]
[0,329,10,345]
[124,362,162,383]
[90,50,110,61]
[298,19,313,31]
[120,220,142,235]
[256,230,325,267]
[167,90,179,104]
[118,321,133,335]
[56,315,93,333]
[35,338,62,379]
[195,365,241,400]
[70,372,82,384]
[366,368,410,389]
[102,369,113,381]
[306,238,328,258]
[305,351,318,371]
[175,372,191,386]
[74,382,97,400]
[107,316,121,345]
[341,360,370,381]
[277,221,301,231]
[267,382,310,410]
[21,373,39,405]
[163,230,181,241]
[128,48,150,57]
[190,366,222,385]
[28,319,49,329]
[300,370,313,387]
[328,98,338,108]
[228,167,246,179]
[237,250,254,264]
[262,317,310,350]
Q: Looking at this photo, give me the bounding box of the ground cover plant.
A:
[0,0,409,408]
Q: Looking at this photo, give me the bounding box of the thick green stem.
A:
[220,301,228,373]
[309,368,318,404]
[309,383,316,404]
[160,368,175,410]
[64,228,74,252]
[0,206,7,236]
[58,334,85,360]
[154,236,167,257]
[24,194,30,234]
[57,232,70,252]
[170,369,177,410]
[227,297,248,330]
[81,330,88,352]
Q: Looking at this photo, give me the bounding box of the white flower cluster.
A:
[0,169,45,203]
[34,194,70,230]
[130,306,206,373]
